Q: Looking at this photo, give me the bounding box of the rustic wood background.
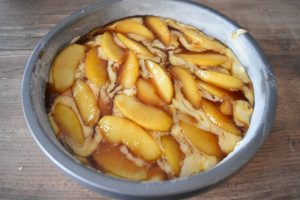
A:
[0,0,299,199]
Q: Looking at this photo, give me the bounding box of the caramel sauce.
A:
[45,84,58,113]
[231,90,248,101]
[97,96,113,117]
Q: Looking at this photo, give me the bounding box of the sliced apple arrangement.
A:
[46,16,254,181]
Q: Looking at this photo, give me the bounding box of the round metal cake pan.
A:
[22,0,277,199]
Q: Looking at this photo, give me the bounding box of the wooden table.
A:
[0,0,299,199]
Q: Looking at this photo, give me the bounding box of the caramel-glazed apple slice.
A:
[219,99,233,116]
[118,51,139,88]
[52,44,86,93]
[136,78,164,107]
[85,48,108,87]
[201,99,241,136]
[53,103,84,145]
[48,115,59,135]
[171,66,201,108]
[161,135,184,176]
[176,52,228,67]
[197,80,232,99]
[197,80,233,115]
[196,70,244,91]
[102,31,125,62]
[92,143,148,181]
[72,80,100,126]
[145,16,170,46]
[116,33,154,58]
[115,94,172,131]
[99,116,161,161]
[114,20,155,40]
[179,27,226,53]
[50,96,102,157]
[179,121,224,158]
[145,60,174,104]
[233,100,253,127]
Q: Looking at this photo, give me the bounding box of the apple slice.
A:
[116,33,154,58]
[179,121,224,158]
[53,103,84,145]
[219,99,233,116]
[145,16,170,46]
[198,81,233,115]
[145,60,174,104]
[52,44,86,93]
[99,116,161,161]
[197,81,232,99]
[161,135,184,176]
[65,126,102,157]
[92,143,148,181]
[48,115,59,135]
[102,31,125,62]
[177,112,198,125]
[50,95,102,157]
[171,66,201,108]
[114,94,172,131]
[136,78,164,107]
[242,85,254,106]
[118,51,139,88]
[180,28,226,53]
[72,80,100,126]
[114,20,155,40]
[85,48,108,87]
[196,70,244,91]
[233,100,253,127]
[201,99,241,136]
[176,52,228,67]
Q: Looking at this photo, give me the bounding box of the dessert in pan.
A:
[46,16,254,181]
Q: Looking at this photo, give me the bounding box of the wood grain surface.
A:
[0,0,299,199]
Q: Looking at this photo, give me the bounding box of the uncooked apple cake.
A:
[46,16,254,181]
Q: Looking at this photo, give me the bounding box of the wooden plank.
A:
[0,0,299,199]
